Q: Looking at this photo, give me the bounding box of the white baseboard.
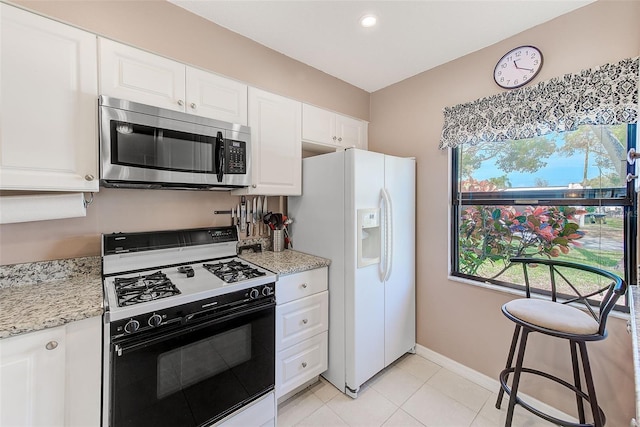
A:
[415,344,577,423]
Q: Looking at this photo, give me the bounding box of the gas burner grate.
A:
[114,271,181,307]
[203,260,267,283]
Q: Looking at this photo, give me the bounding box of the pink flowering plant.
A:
[458,181,585,276]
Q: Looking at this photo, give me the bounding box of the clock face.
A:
[493,45,543,89]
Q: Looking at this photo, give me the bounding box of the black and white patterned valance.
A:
[439,57,639,149]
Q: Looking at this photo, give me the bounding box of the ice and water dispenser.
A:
[357,208,381,268]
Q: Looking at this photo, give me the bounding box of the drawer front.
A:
[276,267,328,305]
[276,291,328,349]
[276,331,328,398]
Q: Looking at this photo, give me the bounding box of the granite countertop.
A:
[239,249,330,276]
[0,257,103,339]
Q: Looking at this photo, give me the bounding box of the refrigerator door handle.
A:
[380,188,393,282]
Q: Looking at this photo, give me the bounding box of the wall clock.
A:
[493,45,543,89]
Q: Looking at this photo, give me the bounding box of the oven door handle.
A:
[113,300,275,357]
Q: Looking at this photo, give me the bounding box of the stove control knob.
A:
[249,288,260,299]
[124,319,140,334]
[148,314,163,327]
[262,286,273,296]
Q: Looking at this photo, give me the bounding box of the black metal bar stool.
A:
[495,257,626,427]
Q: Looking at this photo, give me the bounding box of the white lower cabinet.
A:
[275,267,328,399]
[0,316,101,427]
[277,332,328,398]
[65,316,102,427]
[0,325,66,426]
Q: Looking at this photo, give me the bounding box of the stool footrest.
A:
[499,367,605,427]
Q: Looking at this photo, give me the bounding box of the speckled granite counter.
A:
[240,249,330,276]
[0,257,103,339]
[630,286,640,423]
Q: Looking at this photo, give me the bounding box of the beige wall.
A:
[369,1,640,425]
[0,0,369,265]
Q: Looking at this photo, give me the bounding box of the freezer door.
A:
[346,149,386,391]
[383,155,416,366]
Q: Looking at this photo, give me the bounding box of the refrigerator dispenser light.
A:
[357,208,381,268]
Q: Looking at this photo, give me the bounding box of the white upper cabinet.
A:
[302,103,368,151]
[185,67,248,125]
[98,38,248,125]
[98,38,185,112]
[233,87,301,196]
[0,3,98,192]
[335,114,368,150]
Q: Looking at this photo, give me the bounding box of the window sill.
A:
[447,274,630,321]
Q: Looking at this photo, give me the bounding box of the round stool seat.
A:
[504,298,599,336]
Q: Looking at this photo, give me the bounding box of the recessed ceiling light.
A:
[360,14,377,28]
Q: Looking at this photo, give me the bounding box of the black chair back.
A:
[508,257,626,336]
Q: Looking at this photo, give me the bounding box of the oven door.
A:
[108,302,275,427]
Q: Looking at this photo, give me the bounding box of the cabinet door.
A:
[0,4,98,191]
[185,67,248,125]
[65,316,102,427]
[276,267,328,305]
[98,37,186,112]
[0,326,66,427]
[276,331,328,398]
[336,114,368,150]
[302,103,336,146]
[238,87,301,196]
[276,291,328,349]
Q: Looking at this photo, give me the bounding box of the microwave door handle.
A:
[215,131,224,183]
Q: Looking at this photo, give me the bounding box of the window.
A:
[451,124,637,310]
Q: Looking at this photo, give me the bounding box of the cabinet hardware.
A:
[45,341,58,350]
[177,99,184,107]
[332,136,337,141]
[301,362,307,368]
[302,318,308,324]
[190,103,197,109]
[338,137,342,142]
[301,283,307,289]
[84,174,94,181]
[627,320,632,334]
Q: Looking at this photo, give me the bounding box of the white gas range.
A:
[101,226,277,427]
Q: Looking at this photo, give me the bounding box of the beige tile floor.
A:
[277,353,558,427]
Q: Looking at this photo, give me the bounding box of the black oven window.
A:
[157,324,252,399]
[111,121,214,173]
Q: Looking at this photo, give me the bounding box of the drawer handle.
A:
[302,318,308,325]
[301,283,308,289]
[302,362,307,368]
[45,341,58,350]
[628,320,632,334]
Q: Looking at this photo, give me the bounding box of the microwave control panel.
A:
[225,140,247,174]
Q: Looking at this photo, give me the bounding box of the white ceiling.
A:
[168,0,594,93]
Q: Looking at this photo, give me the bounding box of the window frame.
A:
[450,124,637,311]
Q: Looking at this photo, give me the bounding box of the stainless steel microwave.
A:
[98,96,251,190]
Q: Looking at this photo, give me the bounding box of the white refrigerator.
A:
[288,149,416,397]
